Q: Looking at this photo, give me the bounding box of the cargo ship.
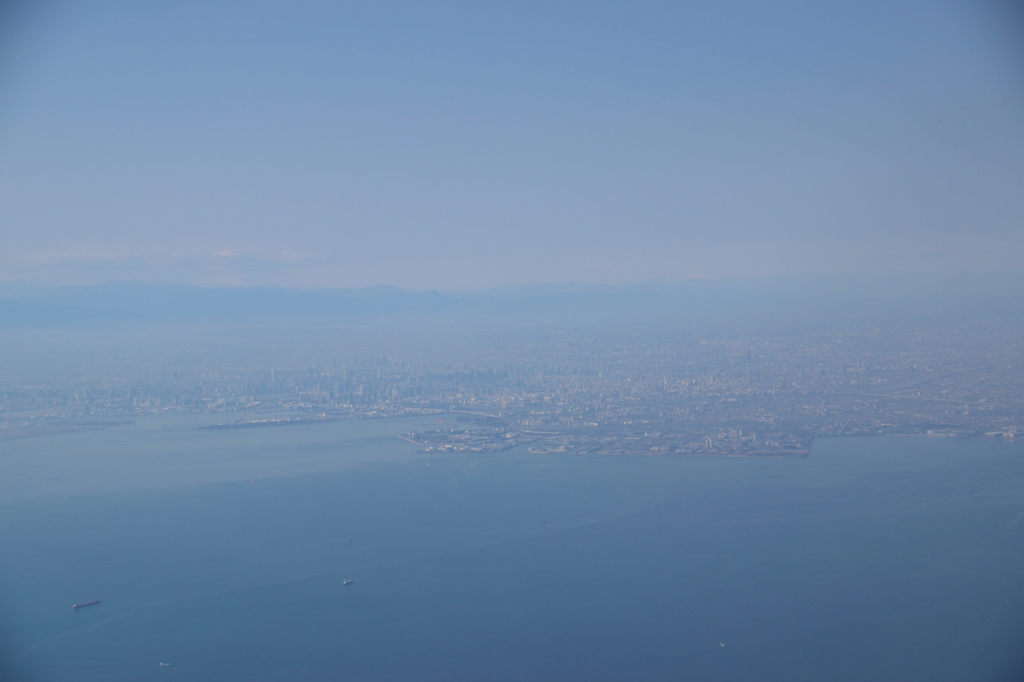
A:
[72,600,100,610]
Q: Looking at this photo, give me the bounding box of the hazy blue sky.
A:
[1,0,1022,289]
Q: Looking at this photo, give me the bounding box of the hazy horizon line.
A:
[3,271,1024,296]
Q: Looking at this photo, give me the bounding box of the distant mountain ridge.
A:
[0,276,1021,329]
[0,282,664,328]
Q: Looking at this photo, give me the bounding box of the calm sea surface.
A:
[1,415,1023,681]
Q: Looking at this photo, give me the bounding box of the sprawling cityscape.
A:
[2,300,1020,457]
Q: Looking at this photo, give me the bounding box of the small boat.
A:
[343,579,354,585]
[158,661,172,667]
[72,600,100,610]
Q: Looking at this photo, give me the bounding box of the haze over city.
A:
[3,3,1024,681]
[2,0,1023,289]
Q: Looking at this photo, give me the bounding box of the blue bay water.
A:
[1,416,1023,681]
